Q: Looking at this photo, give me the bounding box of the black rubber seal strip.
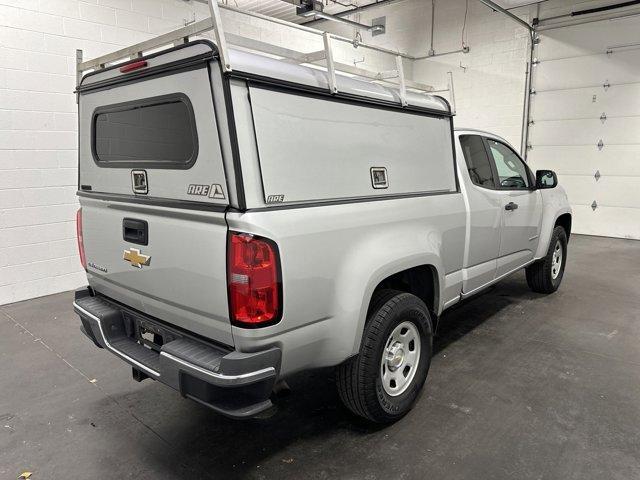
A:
[220,74,247,211]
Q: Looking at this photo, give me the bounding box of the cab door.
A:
[485,138,543,276]
[457,134,502,295]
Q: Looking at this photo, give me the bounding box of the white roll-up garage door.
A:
[528,15,640,239]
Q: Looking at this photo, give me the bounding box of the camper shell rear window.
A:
[91,93,198,169]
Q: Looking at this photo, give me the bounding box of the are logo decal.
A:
[209,184,225,199]
[187,184,226,199]
[266,195,285,204]
[187,184,210,196]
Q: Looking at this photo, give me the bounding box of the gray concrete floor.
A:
[1,234,640,480]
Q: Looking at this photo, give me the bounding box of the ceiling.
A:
[496,0,544,8]
[217,0,360,24]
[215,0,541,24]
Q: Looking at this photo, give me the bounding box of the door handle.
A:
[123,218,148,245]
[505,202,519,211]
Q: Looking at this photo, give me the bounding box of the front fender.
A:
[535,185,572,259]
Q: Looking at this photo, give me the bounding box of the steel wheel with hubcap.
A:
[551,240,563,280]
[526,225,568,294]
[337,290,433,423]
[381,321,421,397]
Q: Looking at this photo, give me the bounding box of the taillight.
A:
[227,232,282,327]
[76,208,87,270]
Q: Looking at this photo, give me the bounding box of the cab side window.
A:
[459,135,495,188]
[486,139,530,189]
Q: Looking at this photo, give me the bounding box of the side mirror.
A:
[536,170,557,189]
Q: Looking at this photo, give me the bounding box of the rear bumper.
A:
[73,289,281,418]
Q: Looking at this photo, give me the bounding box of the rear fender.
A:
[330,229,444,355]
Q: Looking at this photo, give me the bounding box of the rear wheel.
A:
[336,290,433,423]
[526,226,568,294]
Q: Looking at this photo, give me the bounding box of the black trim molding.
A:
[236,190,460,213]
[77,190,228,213]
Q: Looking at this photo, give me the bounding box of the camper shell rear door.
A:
[77,42,235,346]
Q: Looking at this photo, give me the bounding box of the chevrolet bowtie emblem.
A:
[123,248,151,268]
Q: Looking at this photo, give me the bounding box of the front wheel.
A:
[336,290,433,423]
[526,226,568,294]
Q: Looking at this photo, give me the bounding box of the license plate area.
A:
[98,293,233,356]
[123,312,181,353]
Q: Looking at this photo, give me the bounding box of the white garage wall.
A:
[417,0,531,149]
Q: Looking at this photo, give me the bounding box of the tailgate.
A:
[77,43,233,346]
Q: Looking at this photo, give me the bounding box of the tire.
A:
[526,225,568,294]
[336,290,433,423]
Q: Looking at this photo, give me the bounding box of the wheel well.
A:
[372,265,439,318]
[555,213,572,238]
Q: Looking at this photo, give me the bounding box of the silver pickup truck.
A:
[72,40,571,423]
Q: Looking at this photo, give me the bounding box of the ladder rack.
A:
[76,0,455,112]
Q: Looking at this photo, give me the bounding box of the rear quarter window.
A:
[92,93,198,169]
[459,134,496,189]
